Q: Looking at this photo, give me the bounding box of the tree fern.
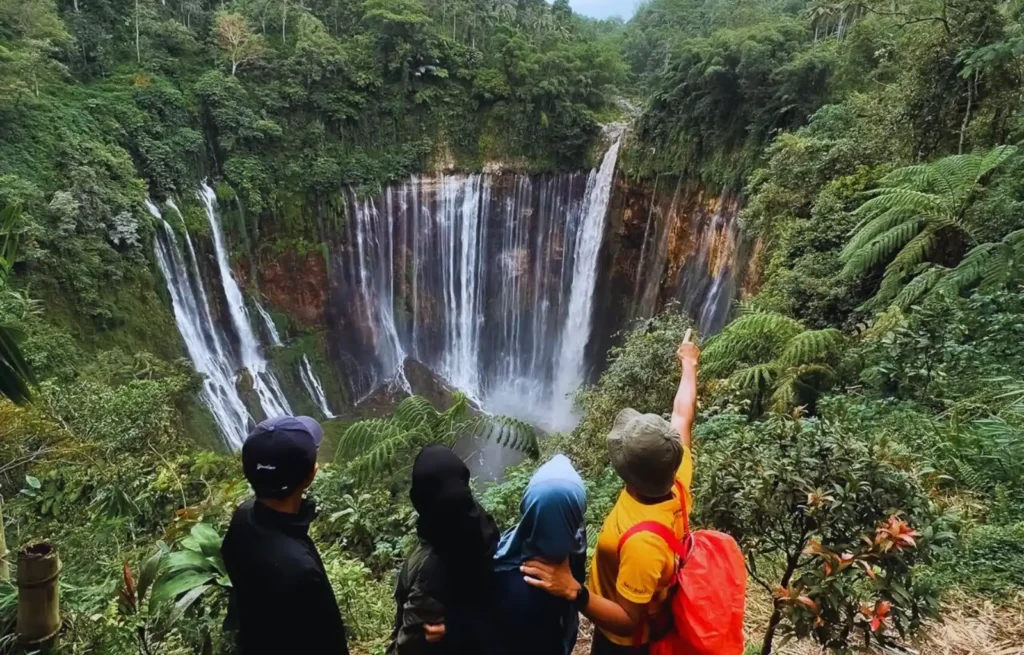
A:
[776,329,844,368]
[335,394,538,481]
[843,146,1018,311]
[934,228,1024,297]
[704,311,844,416]
[702,311,804,378]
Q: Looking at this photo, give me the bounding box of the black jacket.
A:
[222,498,349,655]
[387,541,493,655]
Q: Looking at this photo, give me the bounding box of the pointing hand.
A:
[677,328,700,367]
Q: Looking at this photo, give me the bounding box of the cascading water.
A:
[551,131,623,425]
[254,300,282,346]
[339,135,624,429]
[148,200,250,446]
[300,355,335,419]
[152,191,297,448]
[198,183,293,419]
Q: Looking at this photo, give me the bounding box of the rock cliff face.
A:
[246,250,330,330]
[589,175,758,371]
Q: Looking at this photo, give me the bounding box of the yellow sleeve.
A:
[615,533,673,605]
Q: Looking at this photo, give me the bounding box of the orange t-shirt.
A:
[588,446,693,646]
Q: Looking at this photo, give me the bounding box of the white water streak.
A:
[300,355,335,419]
[551,133,623,428]
[148,200,251,447]
[198,183,293,420]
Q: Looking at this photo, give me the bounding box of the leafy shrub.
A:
[695,412,951,654]
[311,467,415,574]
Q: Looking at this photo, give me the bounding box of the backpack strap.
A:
[616,480,693,557]
[676,480,690,538]
[617,521,688,558]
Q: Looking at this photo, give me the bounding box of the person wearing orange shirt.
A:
[522,330,700,654]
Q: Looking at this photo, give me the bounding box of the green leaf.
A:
[150,571,216,611]
[161,550,210,576]
[190,523,223,559]
[25,475,41,490]
[167,584,212,625]
[137,547,166,603]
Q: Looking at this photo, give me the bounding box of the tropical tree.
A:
[334,393,538,482]
[842,145,1018,311]
[0,204,34,405]
[213,11,266,76]
[702,311,844,416]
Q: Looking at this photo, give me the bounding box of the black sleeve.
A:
[289,567,350,655]
[393,557,447,655]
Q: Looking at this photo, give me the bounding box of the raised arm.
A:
[671,329,700,450]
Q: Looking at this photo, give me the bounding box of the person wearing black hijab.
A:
[387,445,499,655]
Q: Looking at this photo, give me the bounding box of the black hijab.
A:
[410,445,499,602]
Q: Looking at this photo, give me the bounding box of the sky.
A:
[569,0,638,20]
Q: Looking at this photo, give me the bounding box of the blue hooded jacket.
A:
[492,455,587,655]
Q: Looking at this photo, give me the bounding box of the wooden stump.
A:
[0,496,8,583]
[16,541,61,646]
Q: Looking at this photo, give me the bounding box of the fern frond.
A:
[393,395,441,431]
[934,228,1024,297]
[890,266,947,311]
[776,329,843,368]
[335,418,397,461]
[851,188,945,220]
[842,219,923,277]
[702,312,803,378]
[729,363,776,393]
[769,378,797,414]
[456,415,540,459]
[975,145,1018,183]
[789,363,838,386]
[930,153,986,197]
[887,227,937,275]
[843,207,922,258]
[875,163,937,190]
[338,422,430,482]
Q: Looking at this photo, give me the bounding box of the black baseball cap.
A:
[242,415,323,498]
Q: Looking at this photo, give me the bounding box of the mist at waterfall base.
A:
[339,136,624,433]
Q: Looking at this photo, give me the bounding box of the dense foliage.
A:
[3,0,1024,652]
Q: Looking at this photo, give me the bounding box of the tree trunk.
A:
[16,542,61,646]
[0,496,8,582]
[760,606,784,655]
[959,71,977,155]
[135,0,141,65]
[232,57,238,76]
[760,552,801,655]
[282,0,288,44]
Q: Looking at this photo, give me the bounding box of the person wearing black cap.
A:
[221,415,349,655]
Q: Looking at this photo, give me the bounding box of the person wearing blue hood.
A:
[492,454,587,655]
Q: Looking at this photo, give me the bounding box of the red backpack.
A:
[617,481,746,655]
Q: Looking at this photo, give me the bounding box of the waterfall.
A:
[198,183,293,419]
[254,300,282,346]
[340,138,622,430]
[148,200,251,447]
[299,355,335,419]
[551,131,624,426]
